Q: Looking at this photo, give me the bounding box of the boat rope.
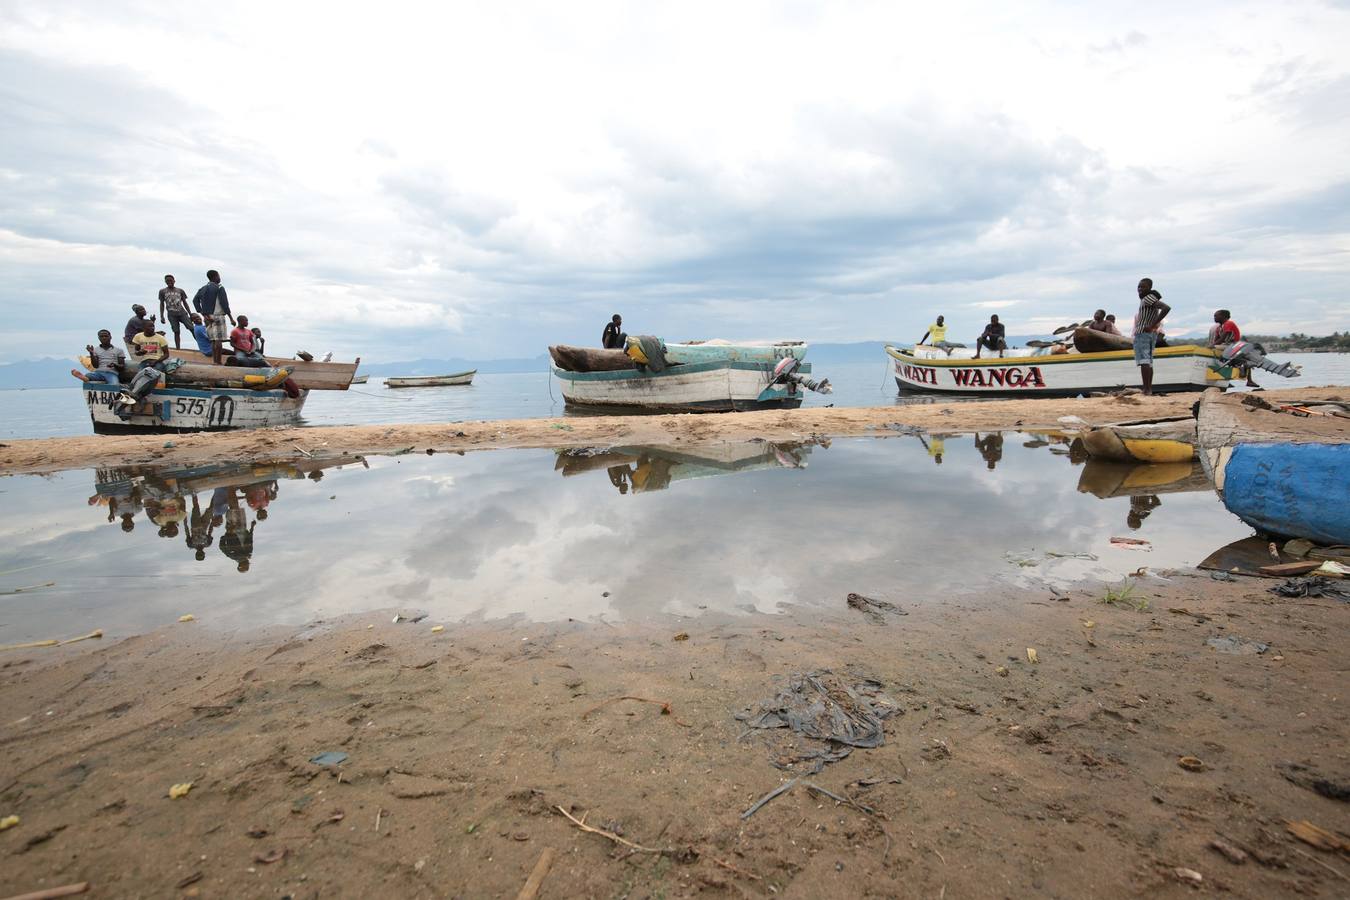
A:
[547,361,555,404]
[348,388,415,401]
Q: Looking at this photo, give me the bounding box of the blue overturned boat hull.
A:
[1217,442,1350,545]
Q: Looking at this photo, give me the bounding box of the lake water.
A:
[5,354,1348,440]
[0,433,1256,644]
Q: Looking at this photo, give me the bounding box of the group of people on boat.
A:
[71,270,285,414]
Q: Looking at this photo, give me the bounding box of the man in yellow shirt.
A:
[117,321,173,414]
[918,315,961,354]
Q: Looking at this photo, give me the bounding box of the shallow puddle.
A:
[0,434,1255,642]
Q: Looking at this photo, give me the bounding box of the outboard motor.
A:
[1219,341,1301,378]
[771,356,832,395]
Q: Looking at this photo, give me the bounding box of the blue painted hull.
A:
[1219,442,1350,545]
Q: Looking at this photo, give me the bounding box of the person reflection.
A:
[145,492,186,539]
[218,488,255,573]
[1127,494,1161,530]
[919,435,945,465]
[973,433,1003,470]
[607,465,630,494]
[185,493,216,561]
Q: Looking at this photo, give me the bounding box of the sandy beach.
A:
[3,573,1348,898]
[2,386,1342,475]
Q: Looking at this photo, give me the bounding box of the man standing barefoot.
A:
[158,275,192,349]
[1132,278,1171,395]
[192,269,235,365]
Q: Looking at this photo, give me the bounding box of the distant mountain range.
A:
[0,335,1214,390]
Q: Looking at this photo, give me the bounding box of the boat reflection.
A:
[89,457,362,572]
[554,440,819,494]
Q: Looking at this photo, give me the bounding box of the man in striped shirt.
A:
[1132,277,1171,395]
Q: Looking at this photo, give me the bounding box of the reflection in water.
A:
[91,458,362,572]
[555,441,818,494]
[973,432,1003,470]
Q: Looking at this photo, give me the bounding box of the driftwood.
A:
[548,345,635,373]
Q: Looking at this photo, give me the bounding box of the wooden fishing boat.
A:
[1079,416,1197,463]
[885,343,1233,396]
[549,346,633,372]
[83,383,307,434]
[552,358,820,412]
[1076,459,1211,499]
[385,370,476,388]
[548,340,810,373]
[166,349,358,391]
[1196,391,1350,545]
[554,441,813,492]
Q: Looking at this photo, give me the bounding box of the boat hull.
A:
[385,371,476,387]
[552,360,807,413]
[886,344,1232,396]
[1197,392,1350,544]
[84,384,307,434]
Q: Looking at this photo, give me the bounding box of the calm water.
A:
[0,434,1256,643]
[6,354,1347,439]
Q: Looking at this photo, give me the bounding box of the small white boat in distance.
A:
[385,370,476,388]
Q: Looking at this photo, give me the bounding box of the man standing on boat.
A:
[193,270,235,365]
[1132,278,1171,395]
[973,315,1007,359]
[602,314,626,350]
[158,274,193,350]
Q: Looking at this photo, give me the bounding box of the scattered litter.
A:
[1205,636,1269,655]
[1270,577,1350,601]
[1080,620,1097,647]
[177,614,195,623]
[1171,867,1204,884]
[246,827,270,839]
[1110,536,1152,550]
[1045,551,1098,561]
[1316,560,1350,577]
[0,629,103,652]
[0,814,18,830]
[672,631,689,641]
[0,581,56,596]
[430,625,445,634]
[1026,648,1039,664]
[1209,571,1235,581]
[1285,819,1350,853]
[1178,756,1205,772]
[736,670,899,769]
[994,666,1009,677]
[389,446,416,455]
[253,848,287,864]
[309,751,348,766]
[1279,763,1350,802]
[845,593,907,623]
[391,612,428,624]
[549,424,574,431]
[163,441,175,448]
[168,782,193,799]
[1209,838,1248,864]
[1057,415,1088,428]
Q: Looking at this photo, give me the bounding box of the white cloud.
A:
[1,0,1348,363]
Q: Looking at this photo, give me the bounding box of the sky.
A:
[1,0,1348,365]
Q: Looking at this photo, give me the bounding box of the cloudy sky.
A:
[2,1,1347,364]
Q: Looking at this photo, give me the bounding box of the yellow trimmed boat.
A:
[1079,416,1197,463]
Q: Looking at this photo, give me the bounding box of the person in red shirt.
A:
[228,315,268,367]
[1213,309,1258,387]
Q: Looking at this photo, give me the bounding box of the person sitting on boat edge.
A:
[1211,309,1259,388]
[116,320,173,414]
[250,326,266,356]
[193,269,235,366]
[71,329,126,385]
[123,304,155,356]
[973,315,1007,359]
[1131,277,1170,395]
[918,316,957,354]
[190,314,213,357]
[228,315,268,367]
[1105,314,1120,334]
[159,274,193,350]
[602,314,626,350]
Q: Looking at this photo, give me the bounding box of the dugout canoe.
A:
[1196,391,1350,545]
[885,343,1233,397]
[1079,416,1198,463]
[166,349,358,390]
[385,371,476,387]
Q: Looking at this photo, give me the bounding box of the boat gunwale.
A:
[551,359,811,382]
[884,343,1221,368]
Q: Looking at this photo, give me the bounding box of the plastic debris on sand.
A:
[736,670,900,769]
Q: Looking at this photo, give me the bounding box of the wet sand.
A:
[3,575,1347,898]
[1,386,1341,475]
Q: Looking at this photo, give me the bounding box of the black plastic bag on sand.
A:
[1270,577,1350,602]
[736,670,899,768]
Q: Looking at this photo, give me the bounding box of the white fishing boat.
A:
[385,370,476,388]
[551,357,827,412]
[83,383,307,434]
[885,343,1233,397]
